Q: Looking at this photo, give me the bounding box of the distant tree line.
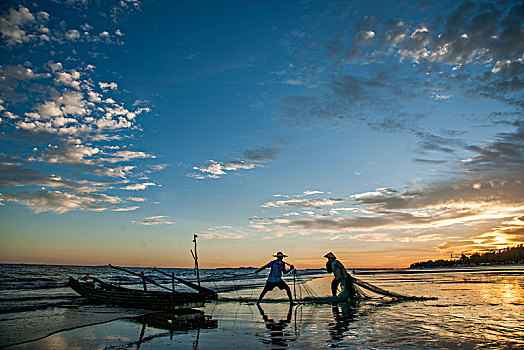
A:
[410,245,524,269]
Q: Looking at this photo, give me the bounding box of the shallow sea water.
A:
[1,265,523,349]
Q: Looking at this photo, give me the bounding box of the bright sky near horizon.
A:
[0,0,522,269]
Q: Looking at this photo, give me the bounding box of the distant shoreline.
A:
[1,262,523,274]
[354,264,524,275]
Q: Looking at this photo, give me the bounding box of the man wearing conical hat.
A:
[324,252,358,300]
[255,252,296,305]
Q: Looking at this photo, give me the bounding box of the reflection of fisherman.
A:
[255,252,296,305]
[324,252,358,301]
[328,304,356,342]
[257,304,293,347]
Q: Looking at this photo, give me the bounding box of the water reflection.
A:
[328,303,357,343]
[257,304,295,347]
[127,310,217,349]
[499,279,523,303]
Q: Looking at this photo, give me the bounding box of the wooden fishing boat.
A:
[68,237,219,311]
[67,276,217,311]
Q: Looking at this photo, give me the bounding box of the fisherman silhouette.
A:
[255,252,296,305]
[324,252,358,301]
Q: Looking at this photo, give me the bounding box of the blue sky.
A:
[0,0,522,268]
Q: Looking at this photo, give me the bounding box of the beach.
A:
[1,264,523,349]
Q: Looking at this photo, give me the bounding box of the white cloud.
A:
[125,196,147,202]
[352,188,396,199]
[36,100,62,119]
[491,59,512,73]
[132,215,174,225]
[262,197,346,209]
[123,182,157,190]
[32,90,87,120]
[94,165,135,178]
[0,6,36,45]
[112,206,139,212]
[99,82,118,91]
[65,29,80,40]
[48,62,62,71]
[0,64,45,81]
[80,23,93,31]
[104,150,155,163]
[147,164,169,172]
[189,159,261,179]
[37,144,100,165]
[223,161,258,171]
[4,111,18,119]
[95,115,132,129]
[298,190,324,197]
[55,70,81,89]
[88,91,102,102]
[1,189,126,214]
[353,30,375,44]
[193,160,226,175]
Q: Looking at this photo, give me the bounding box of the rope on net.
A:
[352,277,437,301]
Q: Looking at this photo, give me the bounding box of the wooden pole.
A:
[140,271,147,291]
[172,272,175,292]
[293,270,296,300]
[192,234,200,286]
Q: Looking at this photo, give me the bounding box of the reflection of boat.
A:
[134,310,218,331]
[67,276,216,311]
[122,310,217,349]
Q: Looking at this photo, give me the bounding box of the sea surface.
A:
[0,264,523,349]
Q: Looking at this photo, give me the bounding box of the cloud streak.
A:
[1,189,140,214]
[132,215,174,225]
[188,159,262,179]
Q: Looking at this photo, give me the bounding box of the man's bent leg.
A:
[284,284,292,301]
[282,283,297,305]
[257,286,270,304]
[331,279,340,297]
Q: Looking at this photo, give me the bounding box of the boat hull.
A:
[67,277,206,311]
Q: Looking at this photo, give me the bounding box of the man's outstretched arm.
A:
[255,263,269,274]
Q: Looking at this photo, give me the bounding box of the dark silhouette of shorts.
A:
[264,280,289,291]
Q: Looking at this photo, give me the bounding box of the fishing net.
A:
[352,277,437,301]
[151,269,436,303]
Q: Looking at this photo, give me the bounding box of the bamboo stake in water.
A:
[191,234,200,286]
